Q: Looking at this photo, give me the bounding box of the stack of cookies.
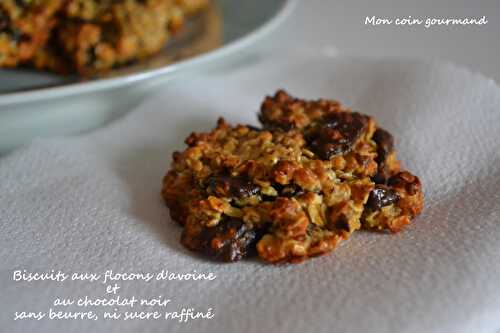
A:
[0,0,208,75]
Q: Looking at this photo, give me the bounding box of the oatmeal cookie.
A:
[0,0,63,67]
[57,0,175,75]
[174,0,209,15]
[56,0,210,75]
[162,90,424,263]
[1,0,211,74]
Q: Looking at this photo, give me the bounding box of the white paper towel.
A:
[1,53,500,333]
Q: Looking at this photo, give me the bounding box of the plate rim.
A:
[0,0,297,106]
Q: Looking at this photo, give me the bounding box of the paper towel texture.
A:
[1,54,500,333]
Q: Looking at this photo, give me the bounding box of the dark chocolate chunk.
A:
[334,216,351,232]
[207,174,260,199]
[373,128,394,162]
[14,0,31,8]
[86,46,99,66]
[0,9,11,33]
[307,111,369,160]
[0,8,28,43]
[372,128,395,184]
[372,172,388,185]
[10,28,28,43]
[366,185,400,211]
[200,218,260,262]
[274,183,304,197]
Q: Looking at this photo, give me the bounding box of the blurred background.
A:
[261,0,500,82]
[1,0,498,153]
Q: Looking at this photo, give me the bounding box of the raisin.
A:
[200,218,260,262]
[366,185,399,211]
[372,128,395,184]
[307,111,369,160]
[207,174,260,199]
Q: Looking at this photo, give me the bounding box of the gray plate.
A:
[0,0,295,153]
